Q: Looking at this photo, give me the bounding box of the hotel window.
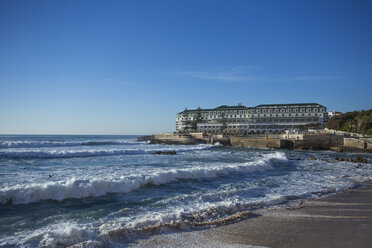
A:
[306,108,311,112]
[314,108,318,112]
[281,109,285,112]
[300,109,304,112]
[320,108,325,112]
[294,109,298,112]
[287,109,291,112]
[275,109,279,113]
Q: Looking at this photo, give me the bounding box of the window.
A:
[300,108,304,112]
[281,109,285,112]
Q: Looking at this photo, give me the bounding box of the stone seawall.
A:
[292,135,343,150]
[138,133,372,153]
[229,137,293,149]
[229,135,371,153]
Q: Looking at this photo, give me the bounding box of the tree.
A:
[220,112,228,134]
[182,108,191,133]
[191,107,202,131]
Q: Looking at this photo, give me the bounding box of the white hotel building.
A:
[176,103,328,135]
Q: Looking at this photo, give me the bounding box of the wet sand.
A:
[132,183,372,248]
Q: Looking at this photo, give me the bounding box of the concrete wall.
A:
[344,138,367,150]
[292,135,343,150]
[324,128,366,138]
[230,137,283,149]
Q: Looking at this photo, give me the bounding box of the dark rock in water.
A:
[354,156,367,163]
[257,155,263,157]
[153,151,176,155]
[311,157,317,160]
[137,135,155,142]
[323,159,329,163]
[333,156,367,163]
[296,158,301,160]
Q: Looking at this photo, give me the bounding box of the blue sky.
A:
[0,0,371,134]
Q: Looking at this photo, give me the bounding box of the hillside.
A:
[326,109,372,134]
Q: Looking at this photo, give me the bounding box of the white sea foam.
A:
[0,144,216,159]
[0,152,286,205]
[0,140,140,149]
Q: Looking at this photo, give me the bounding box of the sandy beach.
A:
[132,183,372,248]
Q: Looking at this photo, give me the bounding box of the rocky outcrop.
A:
[153,151,177,155]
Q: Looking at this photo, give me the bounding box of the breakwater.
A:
[142,133,372,153]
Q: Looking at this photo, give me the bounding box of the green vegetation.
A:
[182,109,191,132]
[219,112,228,133]
[326,109,372,135]
[191,107,202,131]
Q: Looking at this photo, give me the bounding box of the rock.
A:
[311,157,316,160]
[354,156,367,163]
[153,151,177,155]
[323,159,329,163]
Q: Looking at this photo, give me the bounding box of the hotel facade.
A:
[176,103,327,135]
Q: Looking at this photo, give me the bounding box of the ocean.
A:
[0,135,371,247]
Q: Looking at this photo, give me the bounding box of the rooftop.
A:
[178,103,326,114]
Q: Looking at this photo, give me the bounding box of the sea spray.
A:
[0,151,285,205]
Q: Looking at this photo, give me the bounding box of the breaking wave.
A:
[0,140,141,149]
[0,152,287,205]
[0,144,216,160]
[30,180,348,248]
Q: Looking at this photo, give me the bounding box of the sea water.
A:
[0,135,371,247]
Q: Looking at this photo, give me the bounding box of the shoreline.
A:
[132,183,372,248]
[138,134,372,154]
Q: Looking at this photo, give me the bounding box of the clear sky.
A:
[0,0,371,135]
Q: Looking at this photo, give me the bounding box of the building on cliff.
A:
[176,103,328,135]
